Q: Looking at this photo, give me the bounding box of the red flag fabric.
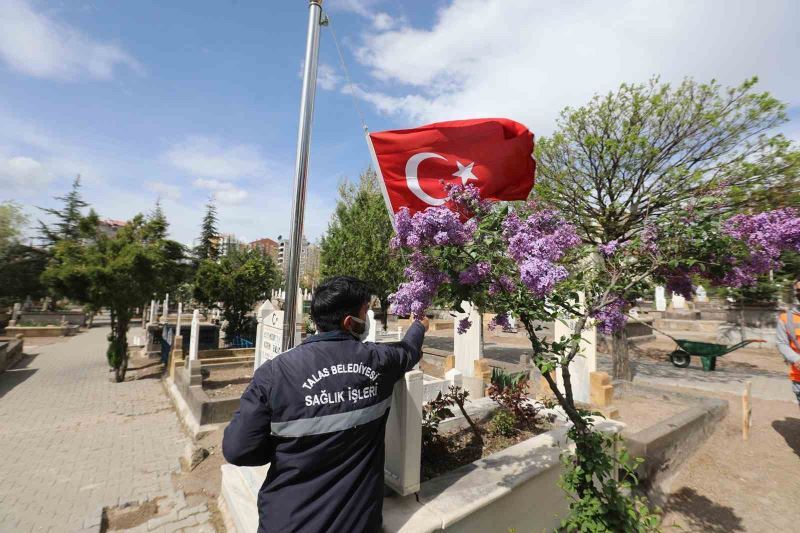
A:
[367,118,535,216]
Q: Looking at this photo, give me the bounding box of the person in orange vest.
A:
[777,279,800,405]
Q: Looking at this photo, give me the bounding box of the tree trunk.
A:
[611,327,632,381]
[113,319,129,383]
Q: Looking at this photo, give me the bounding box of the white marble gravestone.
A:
[188,309,200,361]
[365,309,377,342]
[696,285,708,302]
[149,299,157,325]
[384,369,423,496]
[161,293,169,321]
[254,301,284,370]
[454,301,483,377]
[176,302,183,333]
[672,293,686,309]
[553,293,597,404]
[655,286,667,312]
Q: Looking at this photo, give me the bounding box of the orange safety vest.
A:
[779,311,800,382]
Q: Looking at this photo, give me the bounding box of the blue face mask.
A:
[348,316,370,342]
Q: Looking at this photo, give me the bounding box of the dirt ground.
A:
[202,366,252,399]
[658,389,800,532]
[612,389,690,434]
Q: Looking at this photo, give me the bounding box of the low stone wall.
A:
[18,311,87,327]
[0,337,24,373]
[4,325,79,337]
[169,365,243,432]
[220,419,623,533]
[717,323,775,348]
[618,382,728,500]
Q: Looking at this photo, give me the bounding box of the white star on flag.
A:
[453,161,478,185]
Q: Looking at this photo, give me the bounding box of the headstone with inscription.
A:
[672,293,686,309]
[254,300,284,370]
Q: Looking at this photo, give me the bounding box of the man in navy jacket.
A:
[223,276,428,532]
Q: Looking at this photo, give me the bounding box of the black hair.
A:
[310,276,372,332]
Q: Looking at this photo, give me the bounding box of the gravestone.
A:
[365,309,377,342]
[161,293,169,321]
[384,369,423,496]
[672,293,686,309]
[149,299,157,325]
[453,301,483,378]
[9,302,21,326]
[655,286,667,312]
[254,301,284,370]
[40,297,50,311]
[553,293,597,404]
[176,302,183,332]
[22,296,32,311]
[188,310,200,362]
[696,285,708,302]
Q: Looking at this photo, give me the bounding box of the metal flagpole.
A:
[283,0,324,351]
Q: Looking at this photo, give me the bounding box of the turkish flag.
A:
[367,118,535,216]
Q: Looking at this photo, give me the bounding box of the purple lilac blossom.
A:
[591,297,627,335]
[501,209,580,296]
[598,240,621,257]
[488,275,516,295]
[445,183,492,218]
[458,262,492,285]
[388,253,449,319]
[665,272,694,300]
[457,317,472,335]
[641,225,660,255]
[392,206,476,250]
[488,313,512,332]
[721,208,800,287]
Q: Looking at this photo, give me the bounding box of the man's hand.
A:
[418,317,430,332]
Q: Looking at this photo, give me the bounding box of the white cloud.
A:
[145,181,181,201]
[353,0,800,135]
[317,63,341,91]
[0,0,142,81]
[0,155,51,188]
[328,0,403,30]
[165,136,268,180]
[192,178,248,205]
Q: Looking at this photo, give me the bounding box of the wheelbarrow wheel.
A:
[670,351,691,368]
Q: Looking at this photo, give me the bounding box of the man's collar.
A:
[302,329,355,344]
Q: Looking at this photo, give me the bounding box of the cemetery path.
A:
[0,326,189,532]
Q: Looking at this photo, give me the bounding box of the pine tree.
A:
[195,200,219,261]
[37,175,88,246]
[149,199,169,240]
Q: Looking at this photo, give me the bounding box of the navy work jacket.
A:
[222,321,425,533]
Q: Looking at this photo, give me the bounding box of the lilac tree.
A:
[390,184,800,530]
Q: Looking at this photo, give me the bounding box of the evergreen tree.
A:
[320,167,404,330]
[37,175,88,246]
[195,200,219,261]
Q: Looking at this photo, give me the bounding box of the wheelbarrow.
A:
[668,338,766,371]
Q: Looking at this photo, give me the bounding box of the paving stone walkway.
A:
[0,326,208,532]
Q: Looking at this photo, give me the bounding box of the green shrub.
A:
[491,409,517,437]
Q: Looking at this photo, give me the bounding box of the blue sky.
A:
[1,0,798,246]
